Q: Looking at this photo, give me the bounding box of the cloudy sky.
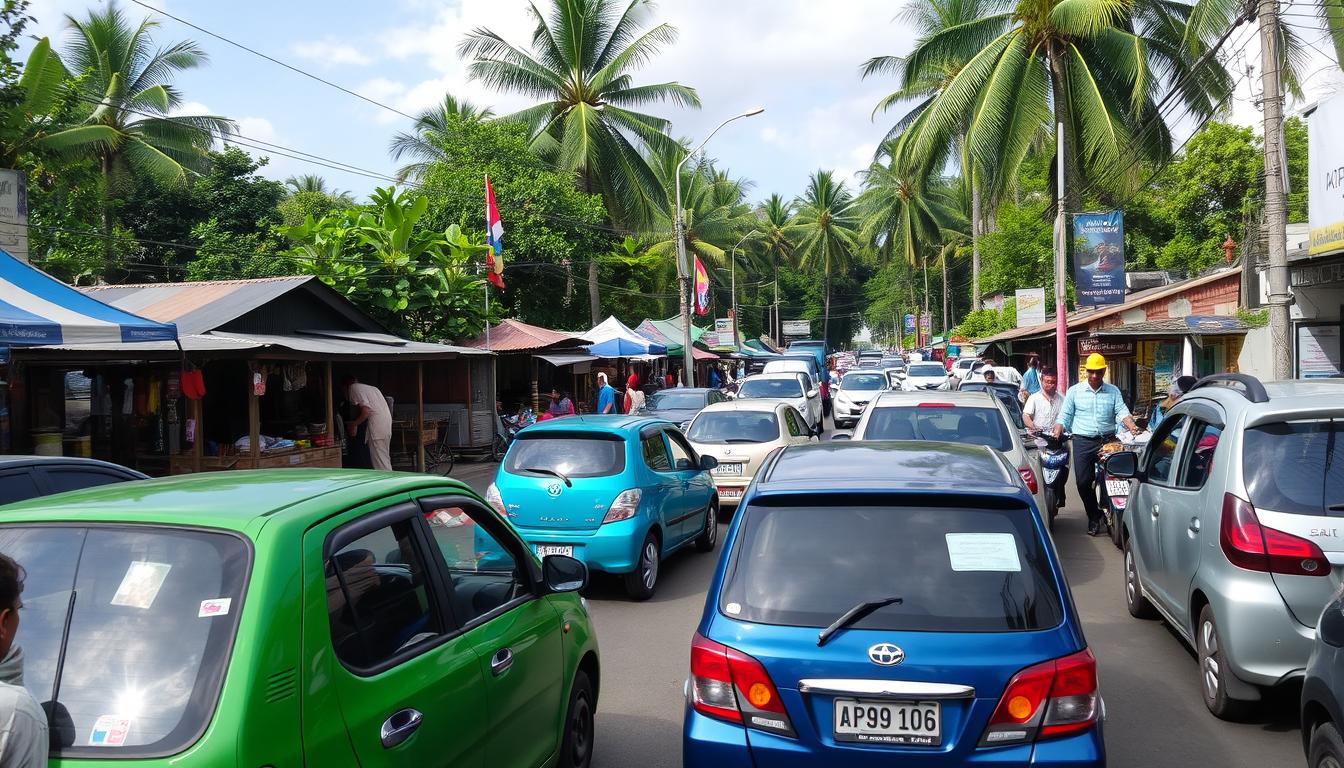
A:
[21,0,1344,204]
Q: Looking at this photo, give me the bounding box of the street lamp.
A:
[676,107,764,387]
[728,230,761,353]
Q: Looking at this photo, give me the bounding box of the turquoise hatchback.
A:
[487,415,720,600]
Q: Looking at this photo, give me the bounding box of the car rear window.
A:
[864,406,1012,451]
[960,384,1025,429]
[739,379,803,399]
[841,373,886,390]
[909,364,945,377]
[648,391,707,410]
[689,411,780,444]
[505,434,626,478]
[1243,419,1344,515]
[720,504,1062,631]
[0,525,249,757]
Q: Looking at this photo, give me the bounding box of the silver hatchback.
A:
[1107,375,1344,720]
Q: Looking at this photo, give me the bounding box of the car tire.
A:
[694,502,719,553]
[1124,537,1158,619]
[1198,604,1253,721]
[1310,721,1344,768]
[490,434,509,463]
[623,532,660,601]
[559,670,596,768]
[1111,508,1124,549]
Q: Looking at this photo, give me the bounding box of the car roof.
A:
[519,414,670,433]
[747,371,807,381]
[0,456,144,475]
[1182,378,1344,420]
[871,390,999,406]
[759,442,1017,493]
[697,399,785,414]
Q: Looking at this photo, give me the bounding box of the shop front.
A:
[1288,255,1344,378]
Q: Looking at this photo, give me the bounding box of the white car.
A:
[761,359,820,393]
[685,400,816,507]
[963,363,1024,386]
[903,361,951,391]
[832,368,890,429]
[950,358,980,380]
[735,372,822,434]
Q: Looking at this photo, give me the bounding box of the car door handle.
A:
[1189,517,1201,534]
[380,708,423,749]
[491,647,514,677]
[1151,504,1160,518]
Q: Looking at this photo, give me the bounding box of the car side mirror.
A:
[699,454,719,471]
[543,555,587,593]
[808,388,819,399]
[1105,450,1140,479]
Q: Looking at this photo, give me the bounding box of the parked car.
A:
[0,469,600,767]
[685,400,815,508]
[950,357,980,380]
[488,415,719,600]
[903,361,951,391]
[0,455,146,505]
[736,372,822,434]
[683,442,1103,766]
[1301,586,1344,768]
[1107,375,1344,719]
[640,387,728,430]
[957,380,1030,432]
[850,390,1048,520]
[832,369,890,429]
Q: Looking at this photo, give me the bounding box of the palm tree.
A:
[643,153,754,289]
[285,174,355,204]
[0,38,69,168]
[388,94,496,183]
[460,0,701,322]
[793,170,861,346]
[753,194,801,340]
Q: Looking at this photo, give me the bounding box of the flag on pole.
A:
[485,175,505,289]
[693,255,710,316]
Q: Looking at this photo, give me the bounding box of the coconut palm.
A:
[460,0,701,322]
[643,153,754,278]
[793,170,861,346]
[753,194,802,340]
[388,94,496,182]
[285,174,355,204]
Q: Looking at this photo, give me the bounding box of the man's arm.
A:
[1054,388,1076,437]
[1022,396,1039,431]
[1112,385,1140,434]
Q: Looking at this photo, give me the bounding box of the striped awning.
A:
[0,250,177,345]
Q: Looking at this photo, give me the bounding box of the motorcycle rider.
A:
[1024,369,1066,503]
[1053,353,1142,536]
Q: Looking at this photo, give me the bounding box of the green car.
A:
[0,469,599,767]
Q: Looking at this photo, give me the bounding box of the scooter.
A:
[1034,431,1071,530]
[1099,429,1151,547]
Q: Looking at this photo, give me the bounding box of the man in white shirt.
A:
[343,376,394,470]
[0,555,47,768]
[1023,369,1066,503]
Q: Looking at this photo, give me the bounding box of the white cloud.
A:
[291,39,373,67]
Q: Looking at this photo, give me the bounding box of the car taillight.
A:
[485,483,506,517]
[689,632,795,737]
[980,648,1098,747]
[602,489,642,524]
[1220,493,1328,576]
[1018,466,1038,495]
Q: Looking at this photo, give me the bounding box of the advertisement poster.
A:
[782,320,811,337]
[1072,211,1126,306]
[714,318,733,335]
[1298,325,1342,378]
[1309,95,1344,255]
[1015,288,1046,327]
[0,169,28,263]
[1153,342,1179,393]
[693,256,710,315]
[919,313,931,334]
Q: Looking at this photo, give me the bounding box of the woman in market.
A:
[624,373,646,414]
[1150,375,1198,430]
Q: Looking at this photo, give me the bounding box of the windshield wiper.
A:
[524,467,571,487]
[817,595,903,647]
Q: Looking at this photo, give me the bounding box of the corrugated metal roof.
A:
[20,331,490,360]
[79,277,319,335]
[1091,318,1248,336]
[462,319,591,353]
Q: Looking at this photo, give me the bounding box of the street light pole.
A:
[676,107,764,386]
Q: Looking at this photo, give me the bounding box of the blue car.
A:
[684,441,1104,767]
[488,415,720,600]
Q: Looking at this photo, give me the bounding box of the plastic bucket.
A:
[32,431,61,456]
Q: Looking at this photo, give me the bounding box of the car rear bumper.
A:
[513,518,645,574]
[713,479,750,507]
[1206,574,1316,687]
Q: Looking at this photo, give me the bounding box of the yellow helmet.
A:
[1084,353,1108,371]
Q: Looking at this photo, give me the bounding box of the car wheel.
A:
[559,670,595,768]
[623,532,660,601]
[1124,537,1158,619]
[695,502,719,553]
[1111,508,1124,549]
[1311,722,1344,768]
[1198,604,1252,720]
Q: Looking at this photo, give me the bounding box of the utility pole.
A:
[1053,122,1069,393]
[1258,0,1292,379]
[772,279,780,344]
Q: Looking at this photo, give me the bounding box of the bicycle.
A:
[423,422,455,476]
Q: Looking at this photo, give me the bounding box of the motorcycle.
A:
[1033,431,1071,530]
[1098,429,1151,547]
[493,403,536,460]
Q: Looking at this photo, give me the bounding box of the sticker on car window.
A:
[198,598,232,618]
[945,533,1022,572]
[110,561,171,610]
[88,715,131,747]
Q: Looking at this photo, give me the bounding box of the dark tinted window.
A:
[1244,419,1344,515]
[738,379,803,399]
[0,471,41,505]
[864,406,1012,451]
[666,430,697,470]
[1145,415,1186,485]
[0,525,248,757]
[648,391,708,410]
[505,435,626,478]
[841,373,886,391]
[43,468,131,495]
[960,384,1025,429]
[1178,421,1222,489]
[771,444,1008,484]
[642,434,671,471]
[689,411,780,444]
[721,504,1062,631]
[908,364,946,378]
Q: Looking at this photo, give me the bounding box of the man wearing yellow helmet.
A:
[1053,352,1142,536]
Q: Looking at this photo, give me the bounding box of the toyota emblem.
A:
[868,642,905,666]
[546,483,563,497]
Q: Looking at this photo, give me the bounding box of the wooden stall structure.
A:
[461,319,593,414]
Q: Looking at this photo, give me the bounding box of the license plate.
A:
[536,545,573,558]
[1106,479,1130,496]
[720,487,744,500]
[833,699,941,746]
[713,463,744,477]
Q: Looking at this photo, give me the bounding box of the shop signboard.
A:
[1185,315,1242,333]
[1015,287,1046,327]
[1309,94,1344,256]
[1072,211,1126,305]
[1077,337,1135,357]
[1153,342,1179,393]
[782,319,811,337]
[714,318,733,335]
[1298,324,1342,378]
[0,169,28,263]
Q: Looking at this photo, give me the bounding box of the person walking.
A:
[1150,375,1198,430]
[1021,355,1041,401]
[1024,369,1067,503]
[624,374,646,414]
[708,364,722,390]
[596,373,617,414]
[0,555,48,768]
[1054,354,1142,536]
[343,375,393,470]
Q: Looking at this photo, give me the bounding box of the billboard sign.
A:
[1015,287,1046,327]
[714,318,733,335]
[1072,211,1126,306]
[903,314,915,333]
[1310,95,1344,255]
[782,319,811,337]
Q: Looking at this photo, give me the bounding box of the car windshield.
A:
[721,504,1062,631]
[738,379,804,399]
[1243,419,1344,515]
[647,391,707,410]
[909,364,946,378]
[0,525,249,757]
[841,373,886,391]
[689,412,780,444]
[863,406,1013,451]
[505,434,626,478]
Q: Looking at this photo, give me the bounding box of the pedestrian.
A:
[1022,354,1041,396]
[708,364,722,390]
[983,368,998,384]
[664,370,674,389]
[0,554,48,768]
[337,397,372,469]
[596,372,617,414]
[547,387,575,418]
[1024,369,1067,502]
[1150,375,1198,430]
[624,373,646,414]
[342,375,393,471]
[1054,354,1143,536]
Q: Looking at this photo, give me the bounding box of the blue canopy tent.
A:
[583,316,666,360]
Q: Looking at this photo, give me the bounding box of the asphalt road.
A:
[450,421,1306,768]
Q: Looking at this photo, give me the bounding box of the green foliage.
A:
[1236,307,1269,328]
[279,190,349,228]
[952,305,1016,339]
[1285,116,1307,224]
[184,219,288,281]
[977,199,1053,297]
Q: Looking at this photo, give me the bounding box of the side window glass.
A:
[666,430,696,470]
[1178,421,1222,489]
[423,505,525,625]
[642,434,672,471]
[326,518,442,669]
[1145,415,1187,486]
[44,469,127,494]
[0,471,41,505]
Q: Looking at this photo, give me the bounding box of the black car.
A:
[0,456,147,506]
[639,388,728,430]
[1303,588,1344,767]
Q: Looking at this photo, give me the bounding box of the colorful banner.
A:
[1072,211,1126,306]
[693,256,710,316]
[919,313,931,333]
[1015,287,1046,327]
[904,314,916,333]
[1310,94,1344,255]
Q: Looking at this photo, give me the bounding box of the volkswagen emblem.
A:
[868,643,905,667]
[546,483,563,497]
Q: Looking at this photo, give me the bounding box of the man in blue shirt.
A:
[1021,354,1041,397]
[596,373,617,414]
[1054,353,1142,536]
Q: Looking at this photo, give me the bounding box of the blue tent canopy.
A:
[0,249,178,346]
[583,316,666,359]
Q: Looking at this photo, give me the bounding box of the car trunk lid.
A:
[497,432,628,532]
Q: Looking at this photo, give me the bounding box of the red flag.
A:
[485,175,505,290]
